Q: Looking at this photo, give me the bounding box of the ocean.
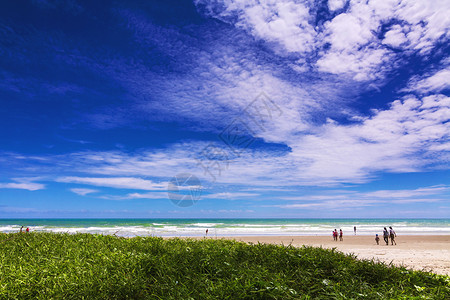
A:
[1,219,449,237]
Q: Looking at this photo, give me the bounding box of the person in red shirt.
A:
[26,227,29,233]
[332,229,338,241]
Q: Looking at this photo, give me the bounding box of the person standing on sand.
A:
[26,227,29,233]
[333,229,338,241]
[383,227,389,245]
[20,226,23,233]
[354,226,356,235]
[206,229,208,236]
[339,229,343,241]
[389,226,396,245]
[375,234,380,245]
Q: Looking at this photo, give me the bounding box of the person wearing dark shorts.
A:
[389,226,396,245]
[383,227,389,245]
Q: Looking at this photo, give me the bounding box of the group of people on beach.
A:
[376,226,396,245]
[332,229,343,241]
[20,226,29,233]
[332,226,397,245]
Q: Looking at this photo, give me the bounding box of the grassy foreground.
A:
[0,233,448,299]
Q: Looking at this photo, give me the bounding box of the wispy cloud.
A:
[204,192,260,199]
[57,176,167,191]
[405,66,450,94]
[271,185,448,209]
[99,192,168,201]
[0,178,45,191]
[69,188,98,196]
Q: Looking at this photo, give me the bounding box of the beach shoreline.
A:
[191,235,450,276]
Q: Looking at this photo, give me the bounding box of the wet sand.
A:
[207,235,450,275]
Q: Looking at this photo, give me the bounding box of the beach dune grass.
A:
[0,232,448,299]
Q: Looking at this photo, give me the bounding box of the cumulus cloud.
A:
[195,0,450,81]
[328,0,346,12]
[382,24,408,48]
[195,0,317,54]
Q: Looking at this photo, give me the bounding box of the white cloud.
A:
[3,2,448,193]
[196,0,317,55]
[57,176,167,190]
[10,88,448,190]
[205,192,260,199]
[196,0,450,81]
[70,188,98,196]
[268,183,449,210]
[37,90,447,188]
[272,196,444,209]
[280,185,448,201]
[362,186,448,199]
[0,178,45,191]
[99,192,168,200]
[328,0,346,12]
[382,24,408,48]
[406,67,450,94]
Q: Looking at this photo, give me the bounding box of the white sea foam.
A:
[1,220,449,237]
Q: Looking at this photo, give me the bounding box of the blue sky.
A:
[0,0,449,218]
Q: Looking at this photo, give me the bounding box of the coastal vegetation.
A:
[0,232,448,299]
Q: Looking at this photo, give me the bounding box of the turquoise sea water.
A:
[1,219,449,237]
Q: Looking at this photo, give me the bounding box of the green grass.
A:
[0,233,448,299]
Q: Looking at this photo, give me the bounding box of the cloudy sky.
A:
[0,0,449,218]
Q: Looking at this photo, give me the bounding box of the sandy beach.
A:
[209,235,450,276]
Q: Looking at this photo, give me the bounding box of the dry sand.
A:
[209,235,450,275]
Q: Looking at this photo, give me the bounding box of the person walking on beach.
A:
[389,226,396,245]
[354,226,356,235]
[375,234,380,245]
[20,226,23,233]
[339,229,343,241]
[333,229,338,241]
[206,229,208,236]
[383,227,389,245]
[26,227,29,233]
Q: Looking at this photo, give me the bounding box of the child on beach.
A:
[333,229,338,241]
[339,229,343,241]
[389,226,396,245]
[375,234,380,245]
